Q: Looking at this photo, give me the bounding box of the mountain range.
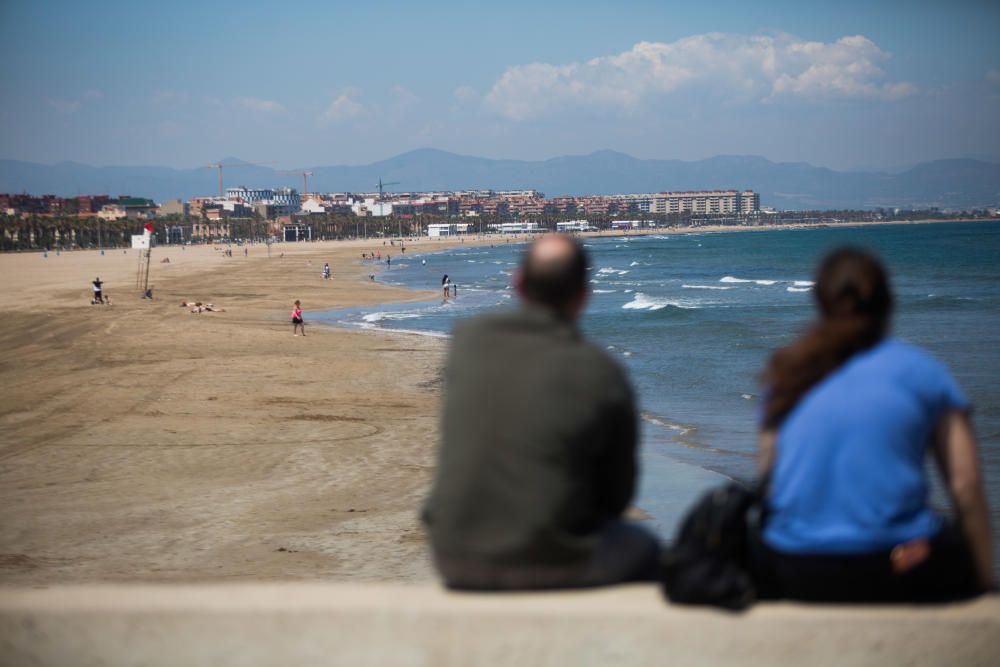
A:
[1,149,998,211]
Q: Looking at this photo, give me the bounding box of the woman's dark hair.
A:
[761,247,893,429]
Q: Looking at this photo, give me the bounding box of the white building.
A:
[491,222,543,234]
[300,198,327,215]
[427,223,471,237]
[556,220,593,232]
[351,198,393,217]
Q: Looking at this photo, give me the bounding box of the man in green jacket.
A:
[423,234,659,589]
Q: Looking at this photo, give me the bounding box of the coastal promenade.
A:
[2,583,998,666]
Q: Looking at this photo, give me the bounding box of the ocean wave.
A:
[682,284,736,290]
[592,289,617,293]
[598,267,630,276]
[641,411,753,459]
[793,280,814,287]
[786,286,812,292]
[356,324,449,339]
[622,293,700,311]
[721,276,778,286]
[361,311,424,324]
[640,412,693,437]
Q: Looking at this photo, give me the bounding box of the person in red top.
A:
[291,300,305,336]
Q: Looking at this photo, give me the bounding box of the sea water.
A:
[317,222,1000,561]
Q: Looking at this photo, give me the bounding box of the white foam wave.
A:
[794,280,814,287]
[592,289,616,294]
[622,293,699,311]
[629,261,641,267]
[598,267,630,276]
[682,284,735,290]
[361,311,423,324]
[786,286,811,292]
[641,413,693,436]
[720,276,778,286]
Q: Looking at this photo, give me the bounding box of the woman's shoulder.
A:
[877,337,946,367]
[872,337,962,389]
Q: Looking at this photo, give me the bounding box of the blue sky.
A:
[1,0,998,170]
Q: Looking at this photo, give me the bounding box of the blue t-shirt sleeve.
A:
[936,362,970,413]
[912,342,971,416]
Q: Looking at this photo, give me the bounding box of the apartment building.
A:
[650,190,759,215]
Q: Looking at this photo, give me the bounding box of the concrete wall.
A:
[1,584,997,666]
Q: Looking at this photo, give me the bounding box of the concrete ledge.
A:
[1,584,998,666]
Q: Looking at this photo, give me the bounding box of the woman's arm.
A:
[931,410,995,590]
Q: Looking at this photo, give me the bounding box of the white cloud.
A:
[485,33,916,120]
[390,85,419,110]
[153,90,190,105]
[234,97,285,113]
[453,86,479,103]
[46,89,105,114]
[320,90,365,124]
[46,98,82,114]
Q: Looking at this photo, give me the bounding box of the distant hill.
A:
[1,150,998,211]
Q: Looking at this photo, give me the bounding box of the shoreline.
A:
[1,219,993,585]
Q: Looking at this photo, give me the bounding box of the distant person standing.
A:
[92,277,104,304]
[291,300,306,336]
[323,263,331,280]
[442,274,451,299]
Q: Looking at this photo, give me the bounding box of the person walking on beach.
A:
[441,274,450,300]
[423,234,658,590]
[291,300,306,336]
[92,277,104,304]
[751,247,994,601]
[323,263,331,280]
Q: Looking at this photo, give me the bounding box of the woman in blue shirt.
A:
[753,247,994,601]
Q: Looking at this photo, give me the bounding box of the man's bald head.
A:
[516,234,589,318]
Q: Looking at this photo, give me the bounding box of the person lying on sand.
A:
[182,301,225,313]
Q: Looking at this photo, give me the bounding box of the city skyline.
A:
[1,0,998,171]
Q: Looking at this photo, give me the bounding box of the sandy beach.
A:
[0,238,482,584]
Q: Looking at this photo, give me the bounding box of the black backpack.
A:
[660,480,766,611]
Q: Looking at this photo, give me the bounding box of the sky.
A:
[1,0,998,171]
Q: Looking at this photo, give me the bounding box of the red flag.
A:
[144,222,154,234]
